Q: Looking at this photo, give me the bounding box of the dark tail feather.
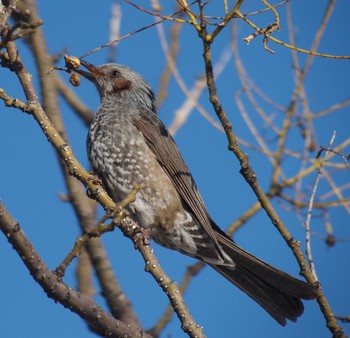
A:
[211,232,316,326]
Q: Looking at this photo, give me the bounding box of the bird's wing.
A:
[133,112,225,256]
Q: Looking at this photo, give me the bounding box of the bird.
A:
[74,60,316,326]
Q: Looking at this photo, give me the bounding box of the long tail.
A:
[210,231,316,326]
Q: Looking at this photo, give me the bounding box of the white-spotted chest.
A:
[87,118,182,229]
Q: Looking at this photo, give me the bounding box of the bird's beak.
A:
[75,60,103,82]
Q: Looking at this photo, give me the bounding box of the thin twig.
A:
[237,5,350,59]
[317,147,350,168]
[305,131,336,280]
[79,4,188,58]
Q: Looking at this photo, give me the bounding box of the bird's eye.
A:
[110,69,120,78]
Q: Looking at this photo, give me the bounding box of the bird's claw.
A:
[133,227,152,248]
[88,171,103,185]
[86,172,104,200]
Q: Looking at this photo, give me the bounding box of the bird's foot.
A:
[88,171,103,185]
[133,227,152,248]
[86,172,104,200]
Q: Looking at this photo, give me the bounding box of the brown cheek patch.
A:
[112,78,132,93]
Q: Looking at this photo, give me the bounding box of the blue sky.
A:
[1,1,350,338]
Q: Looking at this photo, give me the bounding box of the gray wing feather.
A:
[133,112,223,251]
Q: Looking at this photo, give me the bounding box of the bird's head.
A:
[75,61,156,112]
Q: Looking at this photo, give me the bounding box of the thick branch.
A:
[0,201,150,338]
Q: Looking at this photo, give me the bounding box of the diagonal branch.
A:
[0,40,205,338]
[0,201,151,338]
[10,0,140,326]
[180,5,345,338]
